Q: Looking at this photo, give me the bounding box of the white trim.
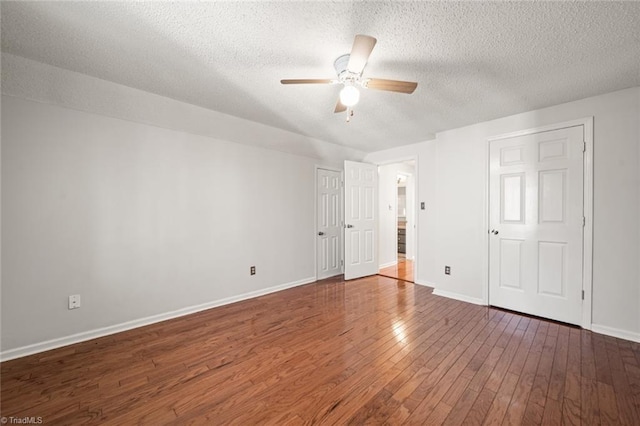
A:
[379,260,398,269]
[0,276,316,362]
[482,138,490,305]
[591,324,640,344]
[581,117,594,330]
[484,117,594,330]
[394,171,399,258]
[485,118,594,142]
[432,289,485,306]
[374,155,419,166]
[414,279,435,288]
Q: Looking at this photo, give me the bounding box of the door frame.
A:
[396,171,414,261]
[483,117,594,329]
[315,165,344,280]
[372,156,420,283]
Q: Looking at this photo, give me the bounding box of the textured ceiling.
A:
[2,1,639,153]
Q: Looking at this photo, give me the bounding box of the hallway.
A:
[379,257,414,282]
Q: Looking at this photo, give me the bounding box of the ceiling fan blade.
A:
[364,78,418,94]
[334,98,347,113]
[347,35,377,75]
[280,79,335,85]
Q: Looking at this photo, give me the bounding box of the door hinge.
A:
[341,259,344,266]
[582,216,586,227]
[341,180,344,187]
[583,141,586,153]
[582,290,585,300]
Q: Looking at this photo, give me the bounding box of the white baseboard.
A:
[432,289,486,306]
[0,276,316,362]
[378,260,398,269]
[413,279,435,288]
[591,324,640,343]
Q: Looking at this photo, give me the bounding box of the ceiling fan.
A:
[281,35,418,121]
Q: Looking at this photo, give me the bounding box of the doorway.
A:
[378,161,415,282]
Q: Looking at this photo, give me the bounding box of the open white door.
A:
[344,160,378,280]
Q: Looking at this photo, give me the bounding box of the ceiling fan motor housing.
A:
[334,54,359,83]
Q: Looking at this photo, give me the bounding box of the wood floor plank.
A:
[562,396,581,426]
[423,400,453,425]
[387,311,487,424]
[463,387,496,426]
[484,317,531,393]
[564,327,582,404]
[540,397,562,425]
[597,381,620,424]
[482,372,520,425]
[399,310,501,422]
[594,332,614,385]
[605,335,640,425]
[2,275,640,424]
[387,306,494,424]
[284,296,461,424]
[581,378,601,425]
[522,322,558,423]
[501,320,548,425]
[443,387,480,425]
[507,318,541,377]
[547,324,569,402]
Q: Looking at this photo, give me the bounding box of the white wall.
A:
[1,53,364,167]
[0,54,365,359]
[367,87,640,341]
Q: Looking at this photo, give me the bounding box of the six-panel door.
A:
[317,168,342,280]
[489,126,584,325]
[344,160,378,280]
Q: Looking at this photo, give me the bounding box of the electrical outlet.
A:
[250,266,256,275]
[444,266,451,275]
[421,202,425,210]
[68,294,81,310]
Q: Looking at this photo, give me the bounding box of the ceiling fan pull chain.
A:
[346,109,354,122]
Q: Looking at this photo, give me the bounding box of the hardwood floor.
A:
[379,258,414,282]
[2,275,640,424]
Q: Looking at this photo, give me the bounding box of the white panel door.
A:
[344,160,378,280]
[489,126,584,325]
[317,168,342,280]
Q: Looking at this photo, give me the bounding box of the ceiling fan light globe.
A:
[340,85,360,107]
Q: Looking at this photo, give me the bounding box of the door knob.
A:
[318,231,325,236]
[491,229,499,235]
[346,224,354,228]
